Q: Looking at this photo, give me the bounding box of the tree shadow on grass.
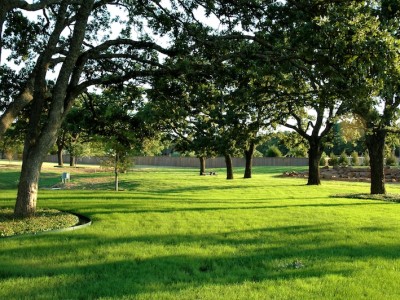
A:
[1,223,399,299]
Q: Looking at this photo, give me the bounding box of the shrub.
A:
[266,146,282,157]
[386,154,398,166]
[328,153,339,167]
[320,152,328,166]
[351,151,360,166]
[338,152,349,166]
[363,152,370,166]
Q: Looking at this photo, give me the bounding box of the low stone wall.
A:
[283,166,400,182]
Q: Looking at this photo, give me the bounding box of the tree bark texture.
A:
[307,139,322,185]
[366,130,386,194]
[199,156,206,175]
[14,144,45,217]
[225,154,234,180]
[244,142,255,179]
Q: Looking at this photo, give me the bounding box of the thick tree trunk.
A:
[244,142,255,179]
[225,154,234,180]
[199,156,206,175]
[14,143,46,218]
[307,140,323,185]
[366,130,386,194]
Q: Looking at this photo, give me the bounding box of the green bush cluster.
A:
[386,154,398,166]
[266,146,283,157]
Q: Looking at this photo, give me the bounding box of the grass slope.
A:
[1,163,400,299]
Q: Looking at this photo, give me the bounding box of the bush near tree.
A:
[266,146,283,157]
[386,154,398,166]
[329,153,339,167]
[339,152,349,166]
[351,151,360,166]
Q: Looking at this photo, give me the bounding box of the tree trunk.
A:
[14,1,94,218]
[225,154,234,180]
[244,142,255,179]
[56,142,64,167]
[70,155,76,167]
[14,142,47,218]
[366,130,386,194]
[57,149,63,167]
[307,139,323,185]
[199,156,206,175]
[114,153,119,191]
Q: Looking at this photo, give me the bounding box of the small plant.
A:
[351,151,360,166]
[266,145,282,157]
[338,152,349,166]
[363,152,370,166]
[320,152,328,166]
[328,153,339,167]
[386,154,398,166]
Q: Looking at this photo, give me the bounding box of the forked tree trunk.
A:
[225,154,234,180]
[366,130,386,194]
[307,139,323,185]
[199,156,206,175]
[244,142,255,179]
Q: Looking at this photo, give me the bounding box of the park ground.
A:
[1,160,400,299]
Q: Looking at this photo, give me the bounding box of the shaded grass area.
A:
[1,164,400,299]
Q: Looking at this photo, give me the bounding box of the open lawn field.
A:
[1,161,400,299]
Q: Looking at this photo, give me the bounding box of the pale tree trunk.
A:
[225,154,234,180]
[366,130,386,194]
[199,156,206,175]
[244,142,255,179]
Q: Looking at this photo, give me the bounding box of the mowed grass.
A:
[1,162,400,299]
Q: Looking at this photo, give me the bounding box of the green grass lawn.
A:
[1,163,400,299]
